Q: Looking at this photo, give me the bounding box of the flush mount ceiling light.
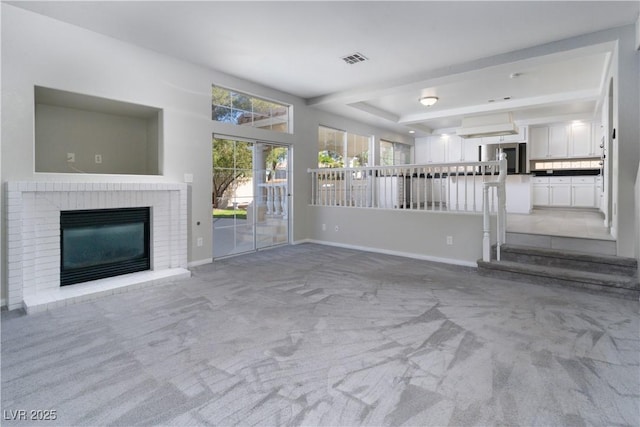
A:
[419,96,439,107]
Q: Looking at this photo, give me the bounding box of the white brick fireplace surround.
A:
[5,181,191,313]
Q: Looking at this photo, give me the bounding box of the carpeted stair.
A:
[477,244,639,299]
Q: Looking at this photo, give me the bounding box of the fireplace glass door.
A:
[61,207,150,286]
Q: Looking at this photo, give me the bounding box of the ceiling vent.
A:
[341,52,368,65]
[456,112,518,139]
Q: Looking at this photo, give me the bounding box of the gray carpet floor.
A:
[2,243,638,426]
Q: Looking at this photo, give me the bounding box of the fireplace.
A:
[6,181,189,312]
[61,207,151,286]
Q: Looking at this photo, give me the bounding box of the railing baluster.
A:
[308,160,503,224]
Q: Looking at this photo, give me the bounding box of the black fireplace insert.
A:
[60,207,150,286]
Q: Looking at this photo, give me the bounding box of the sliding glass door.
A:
[212,137,289,258]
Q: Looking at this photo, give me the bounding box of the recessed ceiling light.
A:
[419,96,438,107]
[408,130,415,134]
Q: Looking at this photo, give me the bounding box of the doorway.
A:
[212,137,290,258]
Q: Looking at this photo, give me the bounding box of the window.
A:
[212,85,291,133]
[318,126,371,168]
[380,140,411,165]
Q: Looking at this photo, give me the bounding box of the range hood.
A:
[456,112,518,139]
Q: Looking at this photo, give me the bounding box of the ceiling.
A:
[9,1,639,137]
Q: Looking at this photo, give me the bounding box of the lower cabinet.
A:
[532,181,549,206]
[549,178,571,206]
[532,176,598,208]
[572,185,596,207]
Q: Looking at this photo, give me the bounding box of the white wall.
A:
[307,207,494,266]
[610,26,640,256]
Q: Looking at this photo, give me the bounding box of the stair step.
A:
[505,232,616,256]
[478,259,639,300]
[494,244,638,277]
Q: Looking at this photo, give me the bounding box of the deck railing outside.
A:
[308,156,508,262]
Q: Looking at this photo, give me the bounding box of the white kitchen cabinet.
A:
[532,177,550,206]
[447,136,463,162]
[431,137,447,163]
[549,177,571,206]
[572,185,595,207]
[548,125,569,158]
[529,127,549,159]
[568,122,592,157]
[463,138,481,162]
[414,138,429,164]
[532,176,598,208]
[571,176,596,207]
[416,136,447,163]
[532,185,550,206]
[530,122,599,159]
[417,135,479,163]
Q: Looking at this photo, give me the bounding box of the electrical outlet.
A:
[95,154,102,164]
[446,236,453,245]
[322,224,326,231]
[334,225,339,232]
[196,237,203,247]
[67,153,75,163]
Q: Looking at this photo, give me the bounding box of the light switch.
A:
[67,153,75,163]
[184,173,194,183]
[95,154,102,164]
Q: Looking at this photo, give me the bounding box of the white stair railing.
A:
[308,161,502,213]
[482,153,507,262]
[308,159,507,263]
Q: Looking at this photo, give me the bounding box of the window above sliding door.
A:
[212,85,291,134]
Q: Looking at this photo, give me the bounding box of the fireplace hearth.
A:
[61,208,151,286]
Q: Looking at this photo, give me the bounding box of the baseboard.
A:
[292,238,312,245]
[188,258,213,267]
[303,239,477,268]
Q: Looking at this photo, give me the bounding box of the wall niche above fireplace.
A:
[34,86,162,175]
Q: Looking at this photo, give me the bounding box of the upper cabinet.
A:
[568,122,593,157]
[529,121,599,160]
[548,125,569,157]
[529,127,549,159]
[414,135,480,163]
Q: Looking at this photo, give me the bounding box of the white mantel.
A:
[5,181,190,313]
